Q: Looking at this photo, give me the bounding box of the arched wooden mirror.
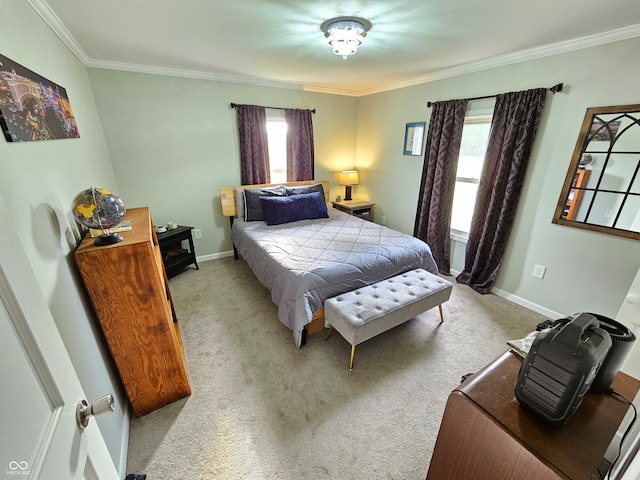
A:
[553,104,640,240]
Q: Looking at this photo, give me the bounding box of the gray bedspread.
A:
[231,207,438,348]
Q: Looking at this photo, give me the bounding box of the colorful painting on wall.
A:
[0,53,80,142]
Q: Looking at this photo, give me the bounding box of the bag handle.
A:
[551,313,599,354]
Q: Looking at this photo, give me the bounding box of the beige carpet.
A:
[126,257,546,479]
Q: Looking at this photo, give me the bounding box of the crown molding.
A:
[84,59,369,96]
[86,59,308,91]
[301,83,365,97]
[28,1,640,98]
[85,59,363,96]
[356,24,640,97]
[27,0,89,64]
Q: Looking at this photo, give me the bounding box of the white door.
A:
[613,267,640,480]
[0,196,119,480]
[619,267,640,379]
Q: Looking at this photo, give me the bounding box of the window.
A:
[266,111,287,183]
[450,115,492,236]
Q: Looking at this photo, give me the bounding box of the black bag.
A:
[515,313,611,426]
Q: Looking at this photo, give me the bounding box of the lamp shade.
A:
[339,170,359,186]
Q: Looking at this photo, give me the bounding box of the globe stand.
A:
[94,232,124,246]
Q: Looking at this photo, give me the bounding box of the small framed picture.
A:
[403,122,425,156]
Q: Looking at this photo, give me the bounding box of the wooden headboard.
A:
[220,180,331,217]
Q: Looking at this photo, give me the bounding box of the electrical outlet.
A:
[194,229,202,239]
[381,216,387,225]
[532,264,546,279]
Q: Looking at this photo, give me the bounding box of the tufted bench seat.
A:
[324,268,453,369]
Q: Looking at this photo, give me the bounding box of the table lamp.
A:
[339,170,359,201]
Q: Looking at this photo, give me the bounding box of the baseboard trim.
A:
[490,286,563,319]
[196,250,235,263]
[449,268,563,320]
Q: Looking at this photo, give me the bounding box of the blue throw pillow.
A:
[284,183,325,199]
[260,191,329,225]
[243,186,287,222]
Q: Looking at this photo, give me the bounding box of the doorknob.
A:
[76,394,114,430]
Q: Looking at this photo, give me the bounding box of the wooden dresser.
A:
[74,206,191,417]
[426,351,639,479]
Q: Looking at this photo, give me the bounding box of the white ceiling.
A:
[33,0,640,97]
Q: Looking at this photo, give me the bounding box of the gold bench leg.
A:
[325,325,333,340]
[349,345,356,370]
[439,304,444,323]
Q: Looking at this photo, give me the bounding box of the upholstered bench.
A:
[324,269,453,370]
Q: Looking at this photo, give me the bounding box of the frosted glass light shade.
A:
[321,17,372,59]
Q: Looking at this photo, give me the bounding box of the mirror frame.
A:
[552,104,640,241]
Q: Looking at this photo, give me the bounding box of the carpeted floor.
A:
[125,257,547,479]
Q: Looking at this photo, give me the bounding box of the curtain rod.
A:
[426,83,563,108]
[230,102,316,114]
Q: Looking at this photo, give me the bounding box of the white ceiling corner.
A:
[27,0,640,97]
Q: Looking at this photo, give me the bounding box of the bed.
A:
[220,180,438,348]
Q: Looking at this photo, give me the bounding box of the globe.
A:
[72,187,126,246]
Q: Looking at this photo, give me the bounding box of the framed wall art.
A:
[403,122,425,156]
[0,53,80,142]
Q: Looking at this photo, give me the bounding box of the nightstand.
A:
[331,200,375,221]
[156,225,199,277]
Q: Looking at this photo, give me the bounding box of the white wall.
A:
[355,37,640,324]
[86,69,359,256]
[0,0,128,473]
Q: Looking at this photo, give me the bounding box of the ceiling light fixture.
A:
[320,16,372,60]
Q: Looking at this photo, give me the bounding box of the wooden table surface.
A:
[456,351,640,479]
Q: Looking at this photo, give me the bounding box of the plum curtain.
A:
[285,109,315,181]
[414,99,468,275]
[456,88,548,293]
[236,104,270,185]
